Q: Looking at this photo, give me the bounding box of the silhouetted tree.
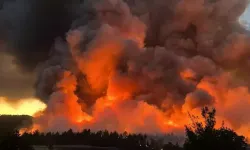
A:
[184,107,247,150]
[163,142,182,150]
[19,129,162,149]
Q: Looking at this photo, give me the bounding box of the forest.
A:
[0,107,248,150]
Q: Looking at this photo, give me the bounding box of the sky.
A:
[243,3,250,20]
[240,3,250,29]
[0,97,46,115]
[0,52,45,115]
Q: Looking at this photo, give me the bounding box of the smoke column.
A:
[20,0,250,139]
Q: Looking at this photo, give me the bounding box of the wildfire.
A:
[23,0,250,140]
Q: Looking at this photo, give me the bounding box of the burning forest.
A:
[1,0,250,140]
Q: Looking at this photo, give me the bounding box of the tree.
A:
[163,142,182,150]
[15,128,183,150]
[184,107,247,150]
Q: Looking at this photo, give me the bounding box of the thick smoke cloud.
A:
[0,0,80,71]
[6,0,250,139]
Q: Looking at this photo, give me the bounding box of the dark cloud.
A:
[0,0,81,71]
[0,0,80,100]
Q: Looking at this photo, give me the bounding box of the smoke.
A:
[0,0,83,102]
[183,89,215,111]
[0,0,80,71]
[0,51,35,100]
[8,0,250,138]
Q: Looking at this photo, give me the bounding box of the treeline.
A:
[21,129,182,150]
[0,107,248,150]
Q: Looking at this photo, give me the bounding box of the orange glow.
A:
[164,120,179,127]
[180,68,196,80]
[76,113,93,123]
[20,124,42,135]
[28,47,250,141]
[29,58,250,139]
[28,67,250,140]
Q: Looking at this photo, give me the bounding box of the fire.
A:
[164,120,179,127]
[0,97,46,116]
[20,124,42,135]
[25,0,250,140]
[76,113,93,123]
